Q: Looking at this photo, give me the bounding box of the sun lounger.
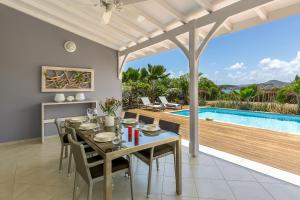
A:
[141,97,164,111]
[159,96,182,110]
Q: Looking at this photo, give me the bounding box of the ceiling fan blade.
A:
[101,9,113,25]
[122,0,148,6]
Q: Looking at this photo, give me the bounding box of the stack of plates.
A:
[79,123,97,130]
[69,117,86,123]
[122,118,137,124]
[142,124,161,132]
[94,132,116,142]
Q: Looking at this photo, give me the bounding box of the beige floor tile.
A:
[13,183,62,200]
[15,166,74,187]
[0,162,16,184]
[0,183,14,200]
[162,177,198,198]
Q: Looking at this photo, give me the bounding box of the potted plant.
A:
[100,97,121,127]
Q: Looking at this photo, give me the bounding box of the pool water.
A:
[171,107,300,135]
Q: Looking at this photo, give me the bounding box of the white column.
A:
[188,28,199,157]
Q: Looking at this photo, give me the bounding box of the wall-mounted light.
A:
[64,41,77,53]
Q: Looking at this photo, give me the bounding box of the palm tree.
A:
[140,64,170,83]
[122,67,140,82]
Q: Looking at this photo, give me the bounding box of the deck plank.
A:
[129,106,300,175]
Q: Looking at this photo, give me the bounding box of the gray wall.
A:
[0,5,121,142]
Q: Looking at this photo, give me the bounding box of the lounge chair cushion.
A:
[166,103,180,107]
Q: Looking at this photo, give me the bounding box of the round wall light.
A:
[64,41,77,53]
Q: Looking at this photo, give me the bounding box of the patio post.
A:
[188,27,199,157]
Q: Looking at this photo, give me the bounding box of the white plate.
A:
[142,124,161,132]
[94,132,116,142]
[79,123,97,130]
[70,117,86,123]
[122,118,137,124]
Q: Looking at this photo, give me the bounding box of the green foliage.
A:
[165,88,181,102]
[199,99,207,106]
[122,67,140,82]
[210,101,299,115]
[240,84,258,101]
[199,77,221,100]
[276,76,300,113]
[99,97,121,116]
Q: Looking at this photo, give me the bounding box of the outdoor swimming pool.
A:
[171,107,300,135]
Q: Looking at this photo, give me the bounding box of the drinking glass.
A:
[87,108,93,122]
[92,108,98,118]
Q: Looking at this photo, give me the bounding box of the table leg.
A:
[104,157,112,200]
[175,139,182,195]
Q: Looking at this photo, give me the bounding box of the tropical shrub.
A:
[240,84,258,101]
[199,99,207,106]
[210,101,299,115]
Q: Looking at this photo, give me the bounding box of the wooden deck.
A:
[129,106,300,175]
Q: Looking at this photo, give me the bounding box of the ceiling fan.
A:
[82,0,148,25]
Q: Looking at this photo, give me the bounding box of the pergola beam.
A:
[155,0,188,23]
[223,20,233,32]
[119,0,274,56]
[128,6,167,31]
[255,7,269,21]
[194,0,213,13]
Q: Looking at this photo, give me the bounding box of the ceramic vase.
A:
[75,93,85,101]
[66,96,75,102]
[54,93,65,102]
[104,115,114,127]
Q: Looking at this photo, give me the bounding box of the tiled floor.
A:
[1,137,300,200]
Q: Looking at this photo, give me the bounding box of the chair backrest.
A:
[124,112,137,119]
[138,115,154,124]
[67,134,92,183]
[141,97,151,105]
[159,120,180,134]
[65,126,78,141]
[55,118,66,143]
[159,96,169,105]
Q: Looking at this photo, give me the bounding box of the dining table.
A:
[75,121,182,200]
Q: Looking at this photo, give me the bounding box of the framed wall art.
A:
[41,66,95,92]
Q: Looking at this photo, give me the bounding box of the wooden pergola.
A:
[3,0,300,156]
[118,0,275,156]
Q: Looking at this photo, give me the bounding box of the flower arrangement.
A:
[99,97,121,116]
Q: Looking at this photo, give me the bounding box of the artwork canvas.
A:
[41,66,95,92]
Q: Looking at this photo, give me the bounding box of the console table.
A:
[41,100,98,143]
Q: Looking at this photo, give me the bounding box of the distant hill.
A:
[257,80,289,89]
[219,80,289,90]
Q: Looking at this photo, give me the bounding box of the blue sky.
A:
[125,13,300,85]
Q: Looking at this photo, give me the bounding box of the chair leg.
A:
[147,160,153,198]
[87,184,93,200]
[64,145,69,158]
[173,152,176,178]
[59,145,64,172]
[73,171,79,200]
[156,159,159,171]
[128,155,134,200]
[68,151,72,176]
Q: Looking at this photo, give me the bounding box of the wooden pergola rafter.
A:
[118,0,274,156]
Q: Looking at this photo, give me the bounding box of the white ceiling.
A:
[1,0,300,61]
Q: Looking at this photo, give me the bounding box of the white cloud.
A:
[214,70,219,75]
[259,51,300,75]
[226,62,245,70]
[224,51,300,84]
